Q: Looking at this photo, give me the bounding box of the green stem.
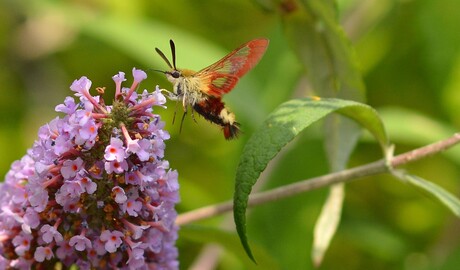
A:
[176,133,460,226]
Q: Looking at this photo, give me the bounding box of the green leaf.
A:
[312,183,344,267]
[319,118,361,267]
[378,107,457,145]
[399,173,460,217]
[80,17,226,70]
[281,1,367,264]
[319,117,361,267]
[31,1,237,69]
[281,1,367,265]
[234,97,389,261]
[377,107,460,164]
[282,0,365,99]
[180,225,280,270]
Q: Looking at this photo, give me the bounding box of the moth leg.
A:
[160,88,178,100]
[189,96,199,123]
[190,108,198,123]
[179,110,187,134]
[182,92,188,110]
[172,100,181,125]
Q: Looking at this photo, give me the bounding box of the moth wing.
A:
[196,38,269,97]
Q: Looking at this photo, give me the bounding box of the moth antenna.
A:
[155,47,173,69]
[169,39,177,70]
[151,69,166,74]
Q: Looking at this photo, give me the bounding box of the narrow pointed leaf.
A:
[317,116,361,266]
[234,97,388,261]
[282,1,367,265]
[283,0,365,99]
[400,174,460,217]
[312,183,344,267]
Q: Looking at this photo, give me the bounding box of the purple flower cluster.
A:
[0,69,180,269]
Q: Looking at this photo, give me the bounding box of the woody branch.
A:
[176,133,460,225]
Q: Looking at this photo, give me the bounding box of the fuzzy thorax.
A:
[165,68,207,108]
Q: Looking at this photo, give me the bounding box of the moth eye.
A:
[171,71,181,78]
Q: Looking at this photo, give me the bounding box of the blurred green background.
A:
[2,0,460,269]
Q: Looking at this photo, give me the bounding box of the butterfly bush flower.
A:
[0,68,179,269]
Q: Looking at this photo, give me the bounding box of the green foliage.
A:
[399,174,460,217]
[2,0,460,269]
[234,97,389,260]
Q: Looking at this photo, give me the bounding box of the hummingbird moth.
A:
[155,38,269,139]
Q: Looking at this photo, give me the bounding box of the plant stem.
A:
[176,133,460,226]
